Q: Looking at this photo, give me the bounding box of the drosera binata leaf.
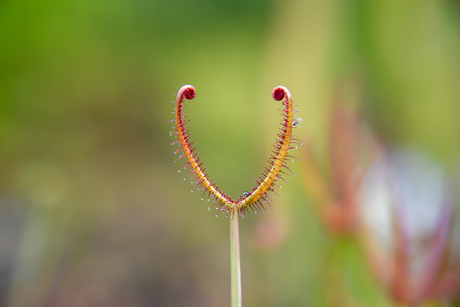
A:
[170,85,302,218]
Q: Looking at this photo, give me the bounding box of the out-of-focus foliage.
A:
[0,0,459,306]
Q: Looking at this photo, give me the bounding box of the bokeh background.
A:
[1,0,459,306]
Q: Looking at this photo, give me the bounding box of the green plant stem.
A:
[230,211,242,307]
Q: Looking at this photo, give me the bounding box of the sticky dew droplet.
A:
[208,207,211,211]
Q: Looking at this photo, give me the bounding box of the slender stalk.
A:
[230,210,242,307]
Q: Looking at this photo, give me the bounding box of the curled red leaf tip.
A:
[272,86,287,101]
[177,85,196,101]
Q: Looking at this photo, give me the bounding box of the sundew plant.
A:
[169,85,302,306]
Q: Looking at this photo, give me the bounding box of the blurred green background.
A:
[0,0,459,306]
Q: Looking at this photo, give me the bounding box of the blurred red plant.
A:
[359,150,460,305]
[300,98,378,235]
[300,90,460,305]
